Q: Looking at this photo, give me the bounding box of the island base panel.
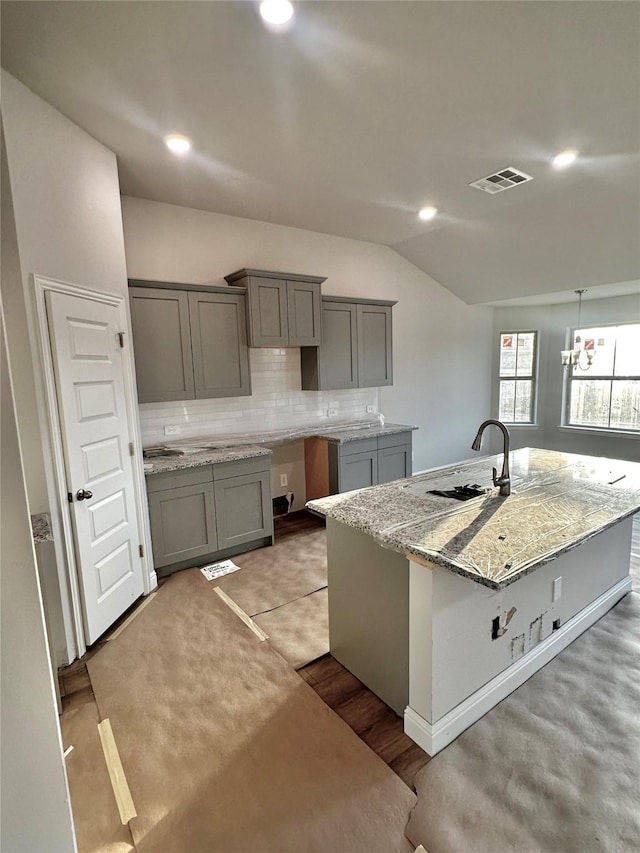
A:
[406,516,633,754]
[326,519,409,716]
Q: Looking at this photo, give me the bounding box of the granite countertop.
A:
[307,448,640,590]
[144,445,272,475]
[311,422,417,444]
[143,421,417,474]
[31,513,53,543]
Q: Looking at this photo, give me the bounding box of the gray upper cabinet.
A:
[129,287,195,403]
[301,296,395,391]
[129,281,251,403]
[357,302,393,387]
[188,291,250,399]
[225,269,325,347]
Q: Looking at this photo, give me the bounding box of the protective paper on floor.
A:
[214,527,327,615]
[254,588,329,669]
[405,592,640,853]
[60,696,135,853]
[87,570,415,853]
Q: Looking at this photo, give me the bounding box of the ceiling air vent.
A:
[469,167,533,194]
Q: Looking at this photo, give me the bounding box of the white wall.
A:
[1,70,132,510]
[492,292,640,462]
[122,196,494,471]
[0,309,76,853]
[1,71,148,666]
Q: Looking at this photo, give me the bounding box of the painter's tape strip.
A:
[406,553,438,571]
[214,588,269,641]
[107,591,158,641]
[97,718,137,825]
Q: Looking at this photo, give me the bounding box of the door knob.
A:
[76,488,93,501]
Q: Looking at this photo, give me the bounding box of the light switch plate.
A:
[552,576,562,602]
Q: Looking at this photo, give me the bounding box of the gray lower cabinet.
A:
[328,432,412,494]
[378,433,412,484]
[301,296,395,390]
[129,282,251,403]
[146,457,273,574]
[225,269,325,347]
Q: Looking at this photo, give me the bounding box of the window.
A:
[498,331,537,423]
[565,322,640,432]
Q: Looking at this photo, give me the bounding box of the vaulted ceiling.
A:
[2,1,639,305]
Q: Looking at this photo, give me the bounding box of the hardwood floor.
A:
[299,653,430,788]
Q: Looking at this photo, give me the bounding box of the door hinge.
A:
[117,331,125,348]
[129,442,135,457]
[139,544,144,558]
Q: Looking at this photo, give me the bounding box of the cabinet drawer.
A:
[213,455,271,481]
[378,431,412,450]
[338,437,378,456]
[146,464,213,493]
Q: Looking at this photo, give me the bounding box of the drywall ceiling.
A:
[1,1,639,305]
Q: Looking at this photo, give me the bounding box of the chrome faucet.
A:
[471,419,511,496]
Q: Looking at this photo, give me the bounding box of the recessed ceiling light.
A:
[551,149,578,169]
[418,206,438,221]
[259,0,294,25]
[164,134,191,156]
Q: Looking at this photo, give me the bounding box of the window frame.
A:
[497,329,538,425]
[563,320,640,434]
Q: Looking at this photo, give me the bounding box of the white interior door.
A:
[45,290,144,644]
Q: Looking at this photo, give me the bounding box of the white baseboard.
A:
[148,570,158,592]
[404,576,632,756]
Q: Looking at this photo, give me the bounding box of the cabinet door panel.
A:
[357,304,393,387]
[188,291,251,398]
[287,281,321,346]
[320,301,359,390]
[248,278,288,346]
[338,450,378,493]
[214,471,273,550]
[148,482,216,568]
[378,443,412,484]
[129,287,195,403]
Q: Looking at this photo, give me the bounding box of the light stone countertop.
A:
[144,445,272,475]
[310,422,417,444]
[307,448,640,590]
[143,421,417,475]
[31,513,53,543]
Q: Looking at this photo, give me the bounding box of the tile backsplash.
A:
[138,348,379,446]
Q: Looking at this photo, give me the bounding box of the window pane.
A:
[614,325,640,376]
[499,334,517,377]
[610,380,640,430]
[514,380,532,422]
[574,327,614,376]
[499,380,515,421]
[569,380,612,428]
[516,333,535,376]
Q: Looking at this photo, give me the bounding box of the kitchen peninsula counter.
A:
[306,448,639,755]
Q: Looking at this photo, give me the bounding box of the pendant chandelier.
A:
[561,289,595,370]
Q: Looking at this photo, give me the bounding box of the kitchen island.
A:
[307,448,640,755]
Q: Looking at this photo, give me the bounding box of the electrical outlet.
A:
[280,473,288,488]
[328,409,338,417]
[164,425,181,436]
[366,405,375,414]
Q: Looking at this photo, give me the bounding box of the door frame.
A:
[32,274,156,659]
